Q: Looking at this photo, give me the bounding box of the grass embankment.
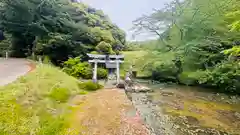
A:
[0,64,149,135]
[0,64,88,135]
[121,51,149,78]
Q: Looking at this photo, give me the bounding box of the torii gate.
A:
[87,54,124,84]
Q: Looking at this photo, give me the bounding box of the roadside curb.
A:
[27,62,36,73]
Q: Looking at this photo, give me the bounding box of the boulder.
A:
[131,85,153,93]
[116,81,125,89]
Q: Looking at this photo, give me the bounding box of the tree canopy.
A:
[133,0,240,94]
[0,0,126,64]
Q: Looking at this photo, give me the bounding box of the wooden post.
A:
[5,51,8,59]
[116,59,120,84]
[93,60,98,83]
[39,56,42,64]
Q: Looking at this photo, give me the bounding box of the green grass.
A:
[121,51,150,77]
[0,64,87,135]
[78,81,103,91]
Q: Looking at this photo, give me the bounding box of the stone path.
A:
[0,58,32,86]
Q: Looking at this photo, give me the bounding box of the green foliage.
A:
[0,33,11,57]
[178,71,207,86]
[202,61,240,93]
[225,0,240,32]
[224,46,240,57]
[96,41,113,54]
[49,87,70,102]
[97,68,108,79]
[90,27,114,44]
[179,61,240,94]
[151,60,178,82]
[78,81,103,91]
[133,0,240,94]
[121,51,150,77]
[123,42,141,51]
[63,57,108,79]
[0,0,126,64]
[63,57,92,79]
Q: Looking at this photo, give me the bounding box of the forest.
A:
[0,0,126,65]
[132,0,240,94]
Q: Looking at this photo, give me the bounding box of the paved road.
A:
[0,58,31,86]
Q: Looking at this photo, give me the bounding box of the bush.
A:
[151,61,178,82]
[63,57,109,79]
[63,57,92,79]
[49,87,70,102]
[202,61,240,94]
[178,71,204,85]
[0,34,11,57]
[178,61,240,94]
[78,81,103,91]
[97,68,108,79]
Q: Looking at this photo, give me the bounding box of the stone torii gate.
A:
[87,54,124,84]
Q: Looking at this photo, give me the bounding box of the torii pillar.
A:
[93,59,98,83]
[116,59,120,84]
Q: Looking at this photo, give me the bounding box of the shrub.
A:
[151,61,178,82]
[178,61,240,94]
[0,33,11,57]
[78,81,103,91]
[178,71,203,85]
[97,68,108,79]
[63,57,92,79]
[63,57,109,80]
[203,61,240,93]
[76,62,92,79]
[49,87,70,102]
[63,57,81,68]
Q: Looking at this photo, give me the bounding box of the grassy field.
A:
[0,64,87,135]
[121,51,150,77]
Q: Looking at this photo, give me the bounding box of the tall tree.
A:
[0,0,126,63]
[133,0,240,93]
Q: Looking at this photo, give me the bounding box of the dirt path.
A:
[69,89,150,135]
[0,58,34,86]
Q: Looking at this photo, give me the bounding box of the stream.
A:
[127,81,240,135]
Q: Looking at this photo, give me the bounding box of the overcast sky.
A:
[80,0,171,41]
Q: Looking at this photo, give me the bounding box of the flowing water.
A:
[127,82,240,135]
